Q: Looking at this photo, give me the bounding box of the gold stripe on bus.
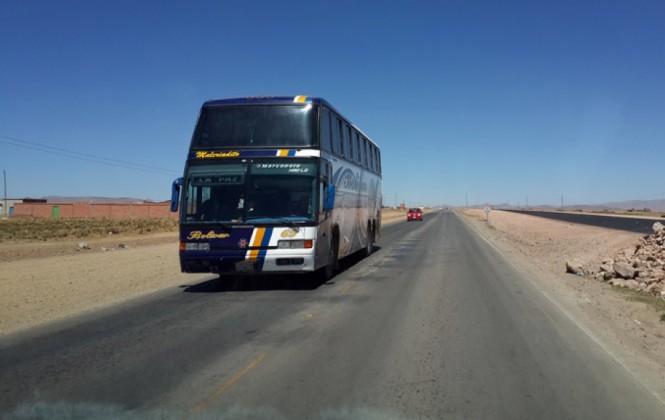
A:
[248,228,266,260]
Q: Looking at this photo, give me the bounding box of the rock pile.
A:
[566,222,665,297]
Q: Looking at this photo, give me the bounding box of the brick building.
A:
[13,201,177,219]
[1,198,25,218]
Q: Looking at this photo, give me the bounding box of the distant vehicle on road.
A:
[407,208,423,221]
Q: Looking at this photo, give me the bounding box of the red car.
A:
[407,208,423,221]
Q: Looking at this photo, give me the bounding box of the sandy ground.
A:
[0,233,206,336]
[2,209,664,398]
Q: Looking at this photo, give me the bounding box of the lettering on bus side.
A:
[333,167,360,192]
[187,230,231,240]
[255,163,311,174]
[195,151,241,159]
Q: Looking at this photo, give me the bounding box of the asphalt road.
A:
[2,212,664,419]
[503,209,661,234]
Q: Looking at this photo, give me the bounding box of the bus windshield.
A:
[191,105,317,149]
[183,159,318,224]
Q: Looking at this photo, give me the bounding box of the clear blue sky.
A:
[1,0,664,207]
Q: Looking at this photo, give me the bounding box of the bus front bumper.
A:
[180,249,316,275]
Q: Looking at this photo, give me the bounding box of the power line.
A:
[0,135,180,176]
[0,135,178,175]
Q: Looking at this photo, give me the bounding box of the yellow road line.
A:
[340,281,356,294]
[191,352,268,415]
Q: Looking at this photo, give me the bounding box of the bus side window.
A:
[371,144,377,172]
[320,160,332,188]
[370,145,379,173]
[321,108,333,152]
[356,132,363,166]
[337,117,347,157]
[376,149,382,174]
[340,119,348,159]
[331,115,341,156]
[345,124,354,161]
[363,138,370,169]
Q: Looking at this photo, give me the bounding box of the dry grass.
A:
[614,287,665,315]
[381,208,406,219]
[0,218,178,242]
[0,210,405,242]
[0,208,423,242]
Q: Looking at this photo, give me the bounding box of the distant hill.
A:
[599,199,665,212]
[492,198,665,212]
[564,205,621,212]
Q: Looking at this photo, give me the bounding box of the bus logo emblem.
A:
[281,229,298,238]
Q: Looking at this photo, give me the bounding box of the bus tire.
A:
[323,231,339,280]
[362,222,374,258]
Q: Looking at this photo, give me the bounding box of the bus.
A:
[170,96,382,280]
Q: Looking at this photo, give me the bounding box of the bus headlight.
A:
[277,239,313,249]
[183,242,210,251]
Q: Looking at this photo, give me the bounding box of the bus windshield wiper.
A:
[245,217,302,231]
[208,218,233,229]
[277,218,301,231]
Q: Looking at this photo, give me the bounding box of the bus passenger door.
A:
[315,159,334,271]
[319,160,333,222]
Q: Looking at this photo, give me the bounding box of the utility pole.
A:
[3,170,7,218]
[561,195,564,210]
[526,196,528,210]
[465,193,468,208]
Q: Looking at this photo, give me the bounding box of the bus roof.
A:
[203,96,334,108]
[200,96,379,148]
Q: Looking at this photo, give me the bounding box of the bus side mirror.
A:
[170,178,182,212]
[324,184,335,211]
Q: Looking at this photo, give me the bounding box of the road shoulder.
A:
[457,209,665,403]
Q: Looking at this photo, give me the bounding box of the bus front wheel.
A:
[323,232,339,280]
[362,222,374,258]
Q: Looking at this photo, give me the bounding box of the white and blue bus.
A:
[171,96,382,280]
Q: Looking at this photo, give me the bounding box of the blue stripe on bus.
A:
[241,150,280,157]
[256,227,273,271]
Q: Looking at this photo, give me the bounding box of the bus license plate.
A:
[235,260,256,272]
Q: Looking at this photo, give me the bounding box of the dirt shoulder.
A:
[0,233,212,337]
[0,232,178,263]
[459,209,665,400]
